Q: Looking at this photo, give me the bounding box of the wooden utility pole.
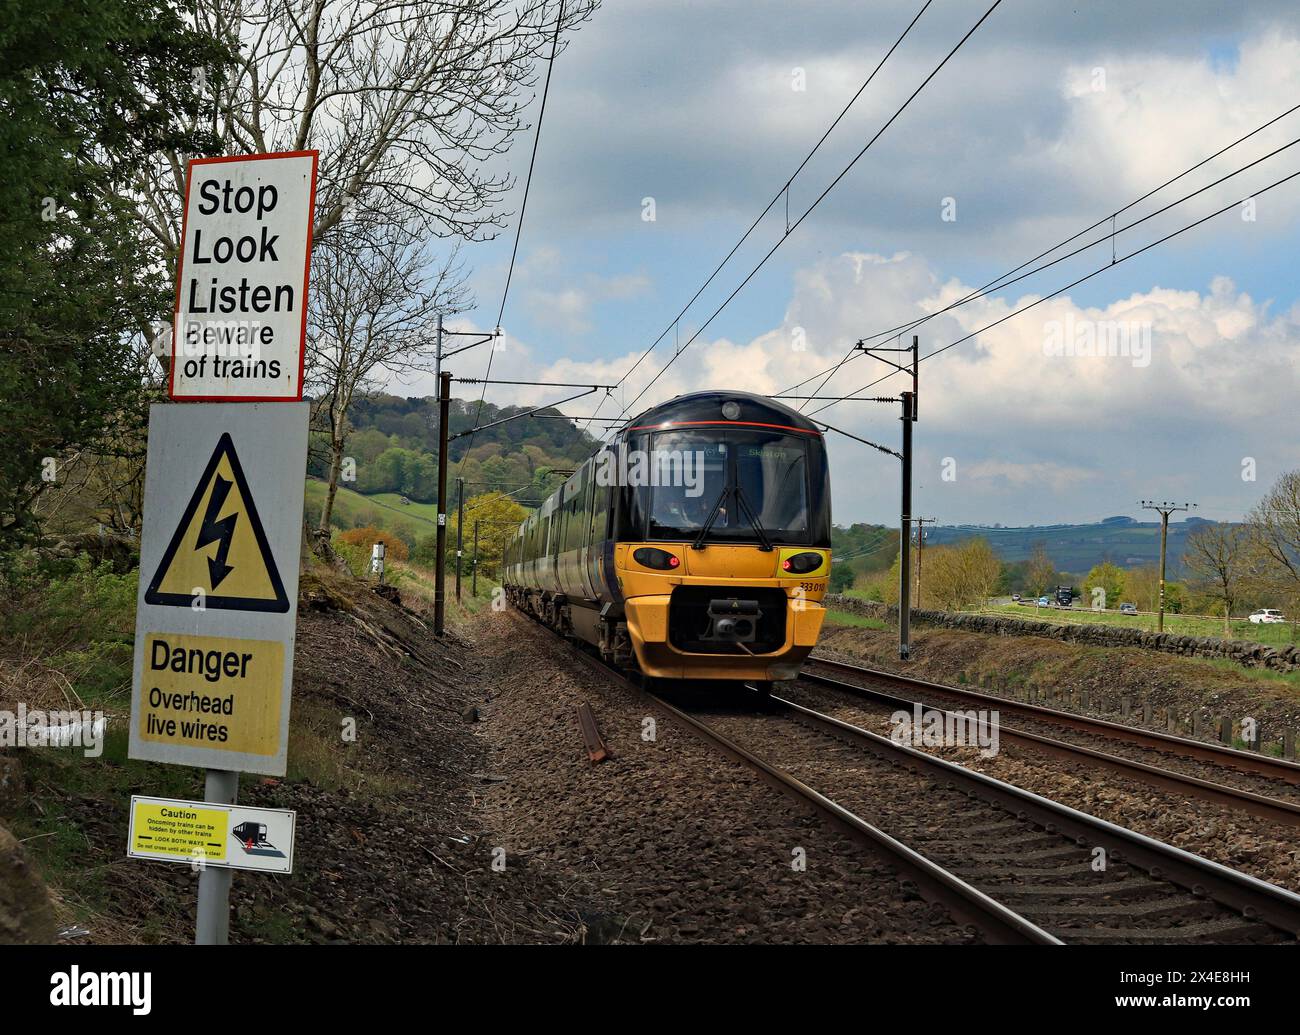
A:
[913,516,936,608]
[455,476,464,602]
[1140,500,1197,632]
[434,370,451,634]
[472,518,480,596]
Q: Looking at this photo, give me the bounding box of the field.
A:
[303,479,438,546]
[972,603,1298,648]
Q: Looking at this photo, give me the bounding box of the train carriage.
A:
[503,391,832,688]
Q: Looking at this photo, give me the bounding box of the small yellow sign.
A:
[130,800,228,861]
[138,632,284,755]
[144,432,290,612]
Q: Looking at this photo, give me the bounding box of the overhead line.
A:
[459,0,566,474]
[786,100,1300,405]
[808,162,1300,417]
[608,0,936,397]
[611,0,1005,428]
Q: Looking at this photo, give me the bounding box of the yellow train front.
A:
[503,391,831,689]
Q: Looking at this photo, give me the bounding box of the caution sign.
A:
[130,402,307,776]
[144,432,290,613]
[128,795,295,873]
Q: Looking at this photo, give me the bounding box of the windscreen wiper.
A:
[733,486,773,552]
[690,486,730,550]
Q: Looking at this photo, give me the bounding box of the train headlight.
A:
[721,401,741,420]
[633,547,681,570]
[781,551,823,575]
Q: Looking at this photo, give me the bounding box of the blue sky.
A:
[392,0,1300,528]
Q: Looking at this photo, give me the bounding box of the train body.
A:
[502,391,832,685]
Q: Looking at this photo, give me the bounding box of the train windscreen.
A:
[642,429,810,543]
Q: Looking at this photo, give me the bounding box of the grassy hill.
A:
[305,479,440,546]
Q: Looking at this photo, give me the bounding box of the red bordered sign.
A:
[170,151,318,401]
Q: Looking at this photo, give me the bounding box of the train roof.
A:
[618,391,823,438]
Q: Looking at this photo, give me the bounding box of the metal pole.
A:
[472,518,480,596]
[455,477,464,603]
[1157,510,1169,633]
[195,768,238,945]
[899,390,914,660]
[434,370,451,635]
[434,313,443,400]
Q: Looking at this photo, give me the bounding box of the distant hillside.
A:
[308,392,603,507]
[832,523,898,577]
[924,519,1233,577]
[346,393,602,466]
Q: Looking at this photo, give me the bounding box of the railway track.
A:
[800,655,1300,824]
[558,636,1300,945]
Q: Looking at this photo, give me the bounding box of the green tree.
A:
[418,491,527,577]
[829,563,855,593]
[1082,562,1126,610]
[0,0,232,546]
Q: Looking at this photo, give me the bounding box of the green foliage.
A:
[0,553,137,647]
[829,563,855,592]
[1082,561,1126,609]
[0,0,234,545]
[0,553,138,710]
[831,523,897,576]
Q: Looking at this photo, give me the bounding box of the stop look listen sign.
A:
[170,151,318,401]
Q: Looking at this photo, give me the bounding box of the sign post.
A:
[133,150,315,946]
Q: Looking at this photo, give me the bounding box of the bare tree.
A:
[1025,541,1055,597]
[1182,522,1247,636]
[307,219,469,537]
[134,0,597,266]
[1246,470,1300,641]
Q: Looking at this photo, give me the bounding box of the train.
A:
[502,391,832,688]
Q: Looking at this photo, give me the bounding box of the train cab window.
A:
[646,433,730,534]
[735,436,808,533]
[642,429,811,544]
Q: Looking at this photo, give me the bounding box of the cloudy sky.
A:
[395,0,1300,528]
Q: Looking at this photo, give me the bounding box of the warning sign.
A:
[138,632,283,755]
[170,150,317,401]
[128,795,295,873]
[144,432,289,612]
[130,402,307,776]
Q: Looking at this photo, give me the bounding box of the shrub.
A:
[0,553,137,649]
[335,526,409,561]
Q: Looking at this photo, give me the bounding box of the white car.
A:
[1248,609,1286,624]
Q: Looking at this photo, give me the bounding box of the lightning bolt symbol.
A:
[195,474,237,590]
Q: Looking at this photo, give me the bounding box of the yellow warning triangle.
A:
[144,433,290,613]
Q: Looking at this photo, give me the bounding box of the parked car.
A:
[1249,609,1287,624]
[1119,602,1138,615]
[1011,593,1022,603]
[1036,595,1050,607]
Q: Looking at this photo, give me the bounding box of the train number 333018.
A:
[799,581,826,595]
